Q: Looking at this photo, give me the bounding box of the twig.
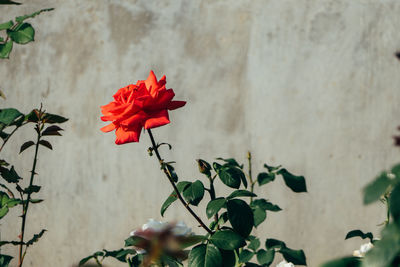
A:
[147,129,212,235]
[18,123,41,267]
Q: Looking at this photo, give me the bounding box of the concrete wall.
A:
[2,0,400,266]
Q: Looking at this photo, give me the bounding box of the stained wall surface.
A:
[1,0,400,266]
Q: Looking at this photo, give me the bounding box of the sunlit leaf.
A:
[0,41,12,59]
[7,23,35,44]
[0,21,13,30]
[15,8,55,23]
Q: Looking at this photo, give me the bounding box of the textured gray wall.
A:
[1,0,400,266]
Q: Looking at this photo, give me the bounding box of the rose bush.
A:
[100,70,186,144]
[85,71,308,267]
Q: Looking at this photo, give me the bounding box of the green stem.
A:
[147,129,213,235]
[208,175,219,227]
[385,195,390,225]
[18,125,41,267]
[247,152,255,203]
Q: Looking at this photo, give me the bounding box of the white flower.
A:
[353,242,373,257]
[172,221,192,236]
[276,260,295,267]
[142,219,167,232]
[130,219,192,237]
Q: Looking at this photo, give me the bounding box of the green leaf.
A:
[197,159,212,176]
[0,21,13,30]
[252,206,266,227]
[239,249,254,263]
[264,163,281,172]
[0,205,8,219]
[129,254,144,267]
[265,239,285,250]
[79,251,105,266]
[257,172,275,186]
[180,235,207,249]
[39,140,52,150]
[183,180,205,206]
[247,236,260,251]
[279,247,307,265]
[165,163,178,182]
[0,166,21,183]
[43,113,68,124]
[0,108,23,125]
[25,110,39,122]
[20,141,35,154]
[277,169,307,193]
[103,248,135,263]
[210,230,246,250]
[160,181,191,216]
[206,197,226,219]
[188,243,222,267]
[42,125,63,136]
[363,172,393,205]
[24,185,41,194]
[345,230,373,242]
[320,257,361,267]
[364,224,400,267]
[124,235,147,247]
[227,190,256,200]
[15,8,55,23]
[0,192,10,206]
[5,198,21,208]
[7,23,35,44]
[217,211,228,226]
[216,157,243,169]
[25,229,46,246]
[0,41,12,59]
[227,199,253,237]
[217,166,244,189]
[390,183,400,225]
[29,199,43,204]
[0,240,22,246]
[257,249,274,265]
[220,249,235,267]
[251,199,281,212]
[0,254,13,267]
[216,158,246,187]
[0,0,21,5]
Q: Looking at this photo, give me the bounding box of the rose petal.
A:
[158,75,166,87]
[156,89,175,108]
[100,122,117,132]
[120,111,148,127]
[144,110,170,129]
[167,101,186,110]
[115,125,142,144]
[101,102,130,116]
[145,70,159,98]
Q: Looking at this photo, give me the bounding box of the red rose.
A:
[100,70,186,144]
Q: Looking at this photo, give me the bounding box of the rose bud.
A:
[197,159,211,176]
